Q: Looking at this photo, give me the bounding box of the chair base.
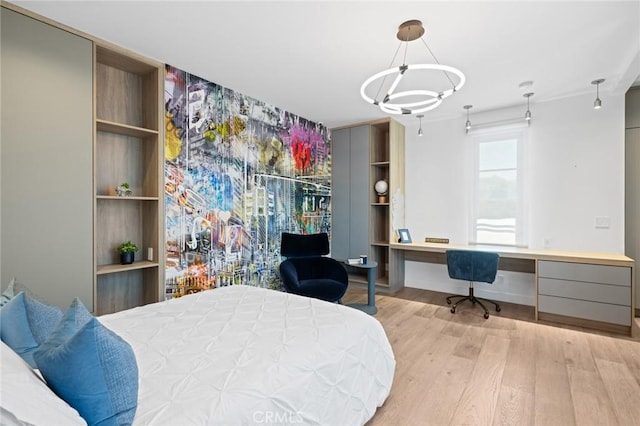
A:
[446,287,501,319]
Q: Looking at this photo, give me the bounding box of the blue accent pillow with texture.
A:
[0,291,63,368]
[34,298,139,426]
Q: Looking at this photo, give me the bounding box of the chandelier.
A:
[360,19,465,115]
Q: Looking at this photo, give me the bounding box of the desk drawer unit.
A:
[538,261,631,326]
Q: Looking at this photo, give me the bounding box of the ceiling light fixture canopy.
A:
[591,78,604,109]
[360,19,465,115]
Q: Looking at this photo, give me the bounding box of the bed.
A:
[2,285,396,425]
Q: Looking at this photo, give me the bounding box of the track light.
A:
[591,78,604,109]
[463,105,472,133]
[417,114,424,137]
[523,93,534,121]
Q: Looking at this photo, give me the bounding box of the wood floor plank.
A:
[493,384,535,426]
[451,334,510,425]
[534,326,577,426]
[613,337,640,386]
[567,365,619,426]
[412,354,475,425]
[594,358,640,424]
[493,320,537,426]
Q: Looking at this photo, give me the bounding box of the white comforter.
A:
[99,285,395,425]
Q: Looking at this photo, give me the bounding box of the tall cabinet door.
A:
[1,8,94,311]
[349,125,371,258]
[331,128,351,260]
[330,125,370,259]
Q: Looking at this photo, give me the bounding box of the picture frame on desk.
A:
[397,228,412,243]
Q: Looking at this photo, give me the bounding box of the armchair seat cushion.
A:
[297,278,349,302]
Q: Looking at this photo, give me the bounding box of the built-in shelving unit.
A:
[370,119,405,291]
[332,118,405,291]
[94,44,164,315]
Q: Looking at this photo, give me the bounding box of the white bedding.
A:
[99,285,395,425]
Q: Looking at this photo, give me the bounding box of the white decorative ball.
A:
[374,180,388,195]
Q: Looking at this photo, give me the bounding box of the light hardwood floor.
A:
[342,287,640,426]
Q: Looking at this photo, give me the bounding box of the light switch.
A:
[595,216,610,229]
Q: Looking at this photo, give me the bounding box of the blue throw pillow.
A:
[34,300,138,426]
[0,291,63,368]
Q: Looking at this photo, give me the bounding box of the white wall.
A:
[403,92,626,305]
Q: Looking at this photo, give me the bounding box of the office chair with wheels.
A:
[279,232,349,303]
[445,249,501,319]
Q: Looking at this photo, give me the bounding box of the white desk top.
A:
[390,242,634,267]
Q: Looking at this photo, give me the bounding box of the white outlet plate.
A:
[595,216,610,229]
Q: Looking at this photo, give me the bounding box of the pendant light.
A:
[463,105,472,133]
[523,92,534,121]
[591,78,604,109]
[360,19,465,115]
[417,114,424,137]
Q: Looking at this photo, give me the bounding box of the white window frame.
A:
[469,126,528,247]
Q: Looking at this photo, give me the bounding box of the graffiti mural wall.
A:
[164,66,331,298]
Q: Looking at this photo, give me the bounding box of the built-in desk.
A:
[390,242,636,336]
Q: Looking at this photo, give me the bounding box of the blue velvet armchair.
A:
[279,232,348,303]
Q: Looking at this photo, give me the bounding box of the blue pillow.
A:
[34,299,138,426]
[0,291,63,368]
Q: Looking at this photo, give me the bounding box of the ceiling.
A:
[10,0,640,129]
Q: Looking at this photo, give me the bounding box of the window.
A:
[470,129,527,246]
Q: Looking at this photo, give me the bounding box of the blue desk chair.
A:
[279,232,348,303]
[445,250,501,319]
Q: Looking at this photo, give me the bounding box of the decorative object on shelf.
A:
[397,228,412,243]
[374,179,388,203]
[523,92,534,121]
[360,19,465,115]
[463,105,473,134]
[591,78,605,109]
[117,241,139,265]
[115,182,132,197]
[417,114,424,137]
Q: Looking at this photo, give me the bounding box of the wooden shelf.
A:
[372,241,390,247]
[97,261,159,275]
[372,203,389,206]
[97,119,158,138]
[371,161,390,167]
[96,195,159,201]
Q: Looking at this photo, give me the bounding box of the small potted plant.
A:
[116,182,132,197]
[118,240,139,265]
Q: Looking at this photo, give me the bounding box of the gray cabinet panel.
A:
[538,261,630,286]
[349,125,370,258]
[539,278,630,306]
[331,128,351,260]
[1,9,94,311]
[538,295,631,326]
[331,125,370,259]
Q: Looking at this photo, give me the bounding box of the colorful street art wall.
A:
[164,66,331,298]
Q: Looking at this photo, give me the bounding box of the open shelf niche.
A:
[94,44,164,315]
